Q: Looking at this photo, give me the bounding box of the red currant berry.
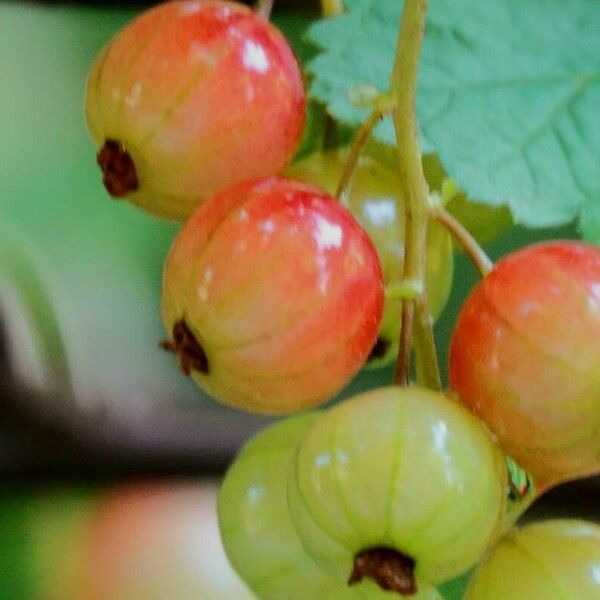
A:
[449,241,600,489]
[81,484,252,598]
[286,149,454,367]
[85,0,306,220]
[161,177,384,414]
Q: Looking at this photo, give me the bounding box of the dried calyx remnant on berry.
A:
[96,140,138,197]
[85,0,305,220]
[159,320,208,375]
[160,177,384,415]
[349,548,417,595]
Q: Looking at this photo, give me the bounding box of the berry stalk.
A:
[390,0,440,390]
[432,207,493,277]
[335,107,385,202]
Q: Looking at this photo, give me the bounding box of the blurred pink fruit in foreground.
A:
[80,482,254,600]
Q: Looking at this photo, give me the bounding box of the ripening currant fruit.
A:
[218,414,337,600]
[464,520,600,599]
[161,177,384,414]
[85,0,305,220]
[449,241,600,489]
[287,386,507,596]
[286,149,453,366]
[79,483,253,600]
[218,415,443,600]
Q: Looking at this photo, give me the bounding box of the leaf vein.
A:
[491,79,592,169]
[552,124,590,200]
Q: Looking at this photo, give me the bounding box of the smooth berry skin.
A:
[450,241,600,489]
[464,520,600,599]
[85,0,305,220]
[287,386,507,588]
[218,415,334,600]
[219,415,443,599]
[286,149,453,366]
[161,177,384,414]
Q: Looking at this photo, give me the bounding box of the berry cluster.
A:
[85,1,600,598]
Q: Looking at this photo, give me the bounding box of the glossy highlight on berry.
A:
[287,386,507,594]
[161,177,384,414]
[85,0,306,219]
[450,241,600,489]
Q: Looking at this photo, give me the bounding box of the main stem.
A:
[432,207,493,278]
[391,0,440,390]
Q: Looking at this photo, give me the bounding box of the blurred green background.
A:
[0,2,594,599]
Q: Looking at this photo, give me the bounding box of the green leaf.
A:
[438,572,471,600]
[306,0,600,230]
[306,0,408,149]
[580,200,600,243]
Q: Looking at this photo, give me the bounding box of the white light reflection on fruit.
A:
[242,40,270,74]
[314,215,343,251]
